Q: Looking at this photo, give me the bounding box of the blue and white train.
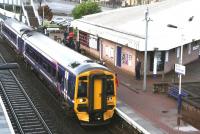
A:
[0,17,117,125]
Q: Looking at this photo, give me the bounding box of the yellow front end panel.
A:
[77,113,89,122]
[104,110,114,120]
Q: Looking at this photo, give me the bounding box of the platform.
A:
[0,96,15,134]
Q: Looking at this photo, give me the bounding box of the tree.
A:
[38,5,53,21]
[72,1,101,19]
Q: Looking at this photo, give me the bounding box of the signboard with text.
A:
[175,64,186,75]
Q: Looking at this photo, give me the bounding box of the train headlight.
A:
[107,97,112,101]
[79,98,86,103]
[80,99,83,102]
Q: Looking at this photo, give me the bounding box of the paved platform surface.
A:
[110,59,200,134]
[0,96,14,134]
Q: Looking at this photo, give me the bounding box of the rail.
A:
[0,54,52,134]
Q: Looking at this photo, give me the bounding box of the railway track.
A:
[0,54,53,134]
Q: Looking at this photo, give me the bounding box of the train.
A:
[0,17,117,125]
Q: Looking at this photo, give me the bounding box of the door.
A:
[116,46,121,67]
[93,79,102,110]
[18,37,24,53]
[89,74,106,112]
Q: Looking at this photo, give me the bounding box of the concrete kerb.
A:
[116,100,165,134]
[116,107,150,134]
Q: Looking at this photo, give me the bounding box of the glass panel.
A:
[106,80,114,96]
[78,81,87,98]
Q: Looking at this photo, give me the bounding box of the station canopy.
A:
[71,0,200,51]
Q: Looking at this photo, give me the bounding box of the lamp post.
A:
[167,16,194,114]
[143,7,151,91]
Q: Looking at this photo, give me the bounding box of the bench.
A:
[153,82,170,93]
[168,86,189,99]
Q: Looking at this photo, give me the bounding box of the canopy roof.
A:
[72,0,200,51]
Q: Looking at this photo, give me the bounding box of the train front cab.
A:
[74,70,116,126]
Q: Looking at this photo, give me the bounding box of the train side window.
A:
[78,81,87,98]
[42,61,48,71]
[58,72,62,83]
[47,64,51,74]
[68,79,75,100]
[106,80,114,96]
[35,55,39,63]
[52,68,56,77]
[39,57,42,65]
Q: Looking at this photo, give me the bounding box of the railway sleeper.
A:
[14,108,34,112]
[20,121,42,125]
[18,116,39,121]
[22,124,44,128]
[22,127,46,132]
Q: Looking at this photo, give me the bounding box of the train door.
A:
[18,37,24,54]
[89,74,106,113]
[93,79,102,110]
[57,65,65,95]
[63,71,69,100]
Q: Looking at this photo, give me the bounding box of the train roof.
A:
[4,18,109,75]
[4,18,33,34]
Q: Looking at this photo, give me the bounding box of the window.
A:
[42,61,48,71]
[68,80,75,100]
[77,81,87,98]
[150,51,165,71]
[122,53,132,65]
[79,31,89,47]
[106,80,114,96]
[52,68,56,77]
[165,51,169,62]
[58,72,63,83]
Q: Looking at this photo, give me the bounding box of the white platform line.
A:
[0,96,15,134]
[116,107,151,134]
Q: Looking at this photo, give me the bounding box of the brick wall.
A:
[101,39,116,65]
[164,43,199,73]
[121,47,136,74]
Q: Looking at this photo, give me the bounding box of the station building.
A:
[71,0,200,76]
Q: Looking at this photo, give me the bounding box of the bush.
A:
[72,1,101,19]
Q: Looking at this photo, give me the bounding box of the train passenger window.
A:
[78,81,87,98]
[35,55,39,63]
[106,80,114,96]
[68,81,75,99]
[52,68,56,77]
[42,61,48,71]
[47,64,51,74]
[58,72,62,83]
[79,76,87,80]
[39,57,42,65]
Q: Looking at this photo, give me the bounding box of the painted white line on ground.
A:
[116,107,151,134]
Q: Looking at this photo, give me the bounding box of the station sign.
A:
[175,64,186,75]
